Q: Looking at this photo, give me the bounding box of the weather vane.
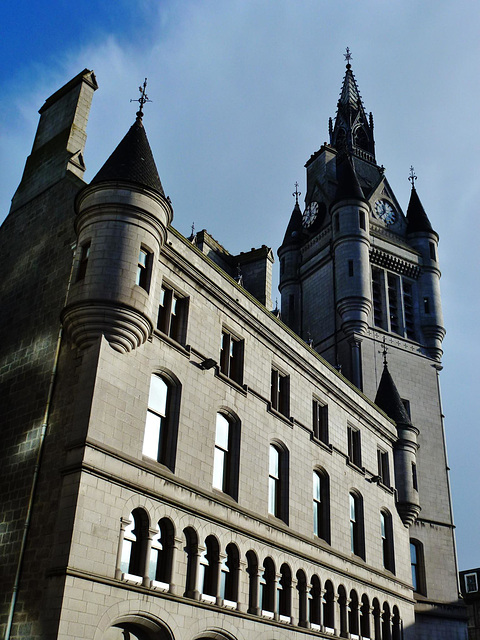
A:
[409,166,417,188]
[131,78,152,119]
[292,182,301,205]
[344,47,353,65]
[379,336,388,366]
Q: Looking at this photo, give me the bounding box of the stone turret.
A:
[278,194,304,335]
[406,183,445,360]
[62,110,173,352]
[331,153,371,388]
[375,362,421,527]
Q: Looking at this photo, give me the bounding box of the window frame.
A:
[136,246,153,291]
[410,539,426,595]
[219,329,244,384]
[312,398,329,445]
[377,448,390,487]
[313,468,330,543]
[381,509,395,573]
[347,425,362,469]
[212,411,240,500]
[268,442,289,523]
[349,491,365,559]
[76,240,91,281]
[270,368,290,418]
[157,283,188,344]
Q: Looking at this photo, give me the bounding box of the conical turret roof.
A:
[333,153,365,204]
[330,60,375,162]
[92,116,164,195]
[406,186,435,235]
[375,364,412,426]
[281,201,304,247]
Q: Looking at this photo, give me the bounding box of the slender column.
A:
[288,577,297,625]
[298,581,311,628]
[143,527,157,586]
[250,567,262,615]
[236,559,248,613]
[115,517,131,580]
[273,572,281,621]
[190,544,205,600]
[318,587,325,630]
[216,552,227,605]
[168,536,183,595]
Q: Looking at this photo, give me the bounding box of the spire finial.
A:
[131,78,152,119]
[344,47,353,67]
[292,182,301,205]
[379,336,389,367]
[409,166,417,189]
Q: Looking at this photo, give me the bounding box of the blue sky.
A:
[1,0,479,571]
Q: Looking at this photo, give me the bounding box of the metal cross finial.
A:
[130,78,152,119]
[409,166,417,188]
[379,336,388,366]
[344,47,353,65]
[292,182,301,205]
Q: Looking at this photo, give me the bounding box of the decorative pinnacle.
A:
[379,336,388,366]
[130,78,152,119]
[409,166,417,189]
[344,47,353,66]
[292,182,301,205]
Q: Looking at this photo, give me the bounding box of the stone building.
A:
[460,569,480,639]
[0,61,466,640]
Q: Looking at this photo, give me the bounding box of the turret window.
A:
[429,242,437,261]
[76,241,91,281]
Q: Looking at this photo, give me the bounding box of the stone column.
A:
[143,527,157,586]
[168,536,183,596]
[289,576,298,625]
[236,559,248,613]
[273,572,281,621]
[216,552,227,605]
[115,517,131,580]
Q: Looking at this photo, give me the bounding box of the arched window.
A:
[309,575,322,627]
[313,468,330,543]
[382,602,392,640]
[338,586,348,637]
[213,412,240,499]
[349,491,365,559]
[392,606,402,640]
[149,517,174,587]
[323,580,335,631]
[199,535,219,601]
[360,595,370,639]
[120,509,149,581]
[296,570,308,628]
[381,509,395,573]
[221,543,239,604]
[372,598,382,640]
[246,550,259,615]
[348,590,359,636]
[410,539,426,595]
[268,443,289,523]
[183,527,199,599]
[142,373,180,470]
[260,557,276,615]
[278,563,292,619]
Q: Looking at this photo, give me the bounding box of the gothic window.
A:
[220,330,243,384]
[260,557,276,614]
[387,273,400,333]
[199,535,219,601]
[271,368,290,417]
[268,443,288,522]
[221,543,239,603]
[120,508,149,581]
[136,246,152,291]
[372,267,386,329]
[347,425,362,468]
[402,280,415,339]
[76,241,90,281]
[349,491,365,559]
[313,469,330,543]
[148,517,174,587]
[377,449,390,487]
[142,373,180,471]
[157,285,188,343]
[312,398,328,444]
[410,539,426,595]
[381,509,395,573]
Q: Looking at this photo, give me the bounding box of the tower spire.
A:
[330,49,376,162]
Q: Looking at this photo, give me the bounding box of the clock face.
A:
[374,199,396,224]
[302,201,319,228]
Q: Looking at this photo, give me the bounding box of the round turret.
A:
[278,196,304,335]
[62,116,173,352]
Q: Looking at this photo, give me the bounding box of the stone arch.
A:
[96,611,176,640]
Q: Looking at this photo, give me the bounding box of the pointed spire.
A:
[375,362,412,426]
[281,184,305,246]
[330,49,375,162]
[406,168,436,235]
[333,152,365,204]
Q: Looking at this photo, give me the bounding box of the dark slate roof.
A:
[92,117,164,195]
[406,187,435,235]
[375,364,413,426]
[332,153,365,204]
[281,202,304,247]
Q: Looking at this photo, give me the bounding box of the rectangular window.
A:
[313,399,328,444]
[268,445,280,516]
[465,572,479,594]
[347,426,362,468]
[348,260,354,277]
[429,242,437,261]
[412,462,418,491]
[76,241,91,281]
[387,273,400,334]
[402,281,415,340]
[377,449,390,487]
[220,330,243,384]
[136,247,152,291]
[157,285,188,343]
[213,413,230,492]
[359,210,366,230]
[424,297,430,314]
[371,267,386,329]
[143,375,168,461]
[271,369,290,418]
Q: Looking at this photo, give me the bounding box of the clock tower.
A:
[278,54,463,636]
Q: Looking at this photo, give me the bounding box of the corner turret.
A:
[406,171,445,360]
[62,91,173,353]
[375,360,421,527]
